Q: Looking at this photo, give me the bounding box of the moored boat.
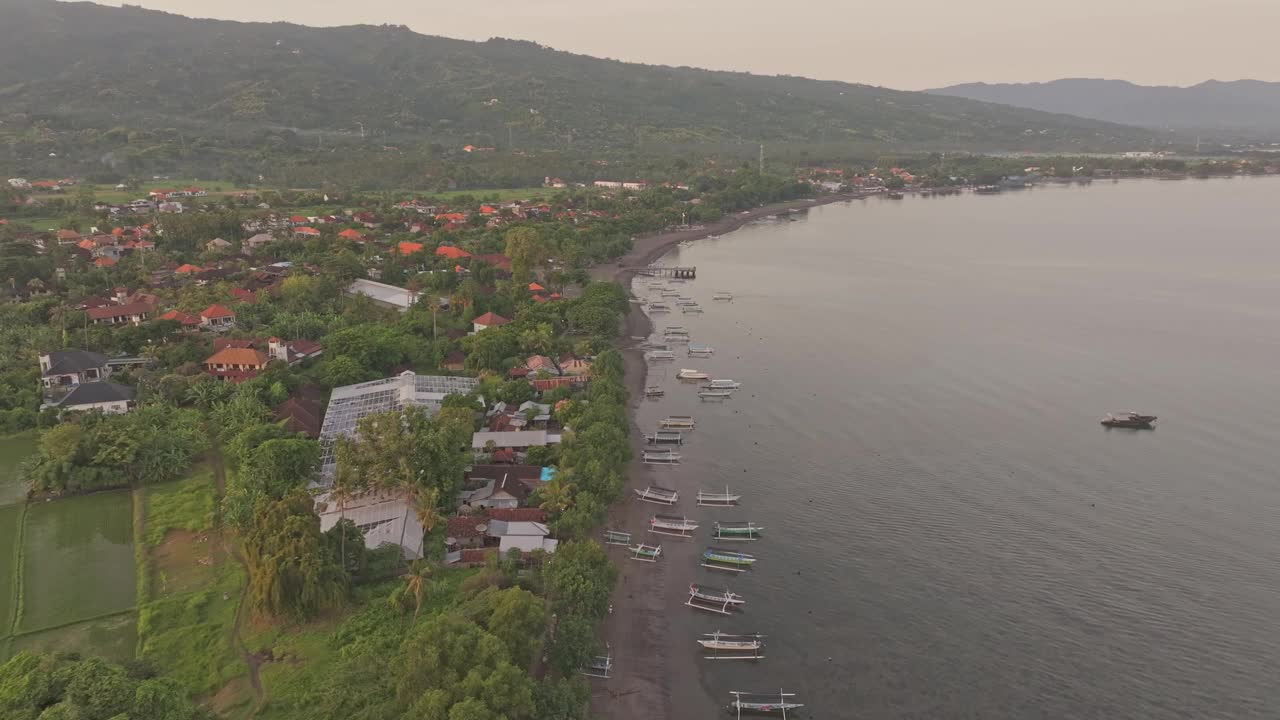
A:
[726,691,803,717]
[699,632,765,660]
[649,514,699,537]
[702,547,758,572]
[1101,411,1157,429]
[645,350,675,361]
[643,450,682,465]
[687,583,745,615]
[699,390,733,401]
[705,379,741,390]
[713,521,764,541]
[660,415,696,430]
[634,485,679,505]
[645,430,685,445]
[682,304,704,314]
[648,302,672,313]
[644,386,665,398]
[697,487,740,507]
[688,343,715,356]
[602,529,632,546]
[629,543,663,562]
[713,292,734,301]
[678,368,710,380]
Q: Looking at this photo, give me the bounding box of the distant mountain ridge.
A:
[928,79,1280,139]
[0,0,1151,152]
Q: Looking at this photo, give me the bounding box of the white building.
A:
[345,278,418,313]
[315,490,424,558]
[56,382,136,415]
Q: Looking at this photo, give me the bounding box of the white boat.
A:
[644,386,665,398]
[645,350,675,361]
[629,543,663,562]
[687,344,715,356]
[645,430,684,445]
[705,379,741,390]
[727,691,803,717]
[661,291,681,298]
[681,304,704,314]
[659,416,696,430]
[699,390,732,401]
[635,486,679,505]
[664,334,691,344]
[643,450,682,465]
[699,632,765,660]
[602,530,632,546]
[686,584,745,615]
[697,487,741,507]
[713,292,734,302]
[678,369,710,380]
[664,325,689,334]
[649,514,699,537]
[648,302,672,313]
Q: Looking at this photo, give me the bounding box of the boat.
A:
[686,584,745,615]
[645,430,685,446]
[582,651,613,679]
[644,386,665,398]
[886,191,904,200]
[602,530,632,546]
[664,334,691,344]
[661,290,682,298]
[678,369,710,380]
[705,379,741,390]
[713,521,764,541]
[687,344,715,356]
[645,350,675,361]
[648,302,672,313]
[643,450,682,465]
[697,487,741,507]
[664,325,689,334]
[1101,411,1157,429]
[649,514,699,537]
[682,304,704,314]
[702,547,758,572]
[713,292,734,302]
[660,416,696,430]
[634,485,679,505]
[629,543,663,562]
[698,631,765,661]
[699,390,733,401]
[727,691,803,717]
[975,185,1001,194]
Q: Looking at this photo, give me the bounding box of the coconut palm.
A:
[537,474,573,516]
[403,559,434,618]
[328,481,354,572]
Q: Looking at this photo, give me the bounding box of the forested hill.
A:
[929,79,1280,139]
[0,0,1149,151]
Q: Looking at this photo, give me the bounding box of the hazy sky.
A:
[99,0,1280,89]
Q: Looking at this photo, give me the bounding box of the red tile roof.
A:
[487,508,546,522]
[528,282,545,292]
[200,304,235,320]
[175,263,203,274]
[159,309,201,326]
[228,288,258,304]
[93,257,117,267]
[398,241,424,256]
[459,548,498,564]
[446,515,491,539]
[473,311,510,327]
[86,301,153,319]
[204,347,268,367]
[435,245,471,260]
[337,229,366,241]
[294,227,321,236]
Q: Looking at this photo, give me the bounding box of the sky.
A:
[96,0,1280,90]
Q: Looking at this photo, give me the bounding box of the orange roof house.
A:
[435,245,471,260]
[229,288,258,304]
[175,264,203,275]
[203,347,270,382]
[337,229,366,242]
[158,309,201,326]
[199,304,236,329]
[528,282,545,292]
[434,212,467,223]
[479,205,498,215]
[398,241,425,256]
[93,257,117,268]
[472,312,510,332]
[294,227,321,237]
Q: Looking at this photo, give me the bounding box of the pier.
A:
[637,265,697,279]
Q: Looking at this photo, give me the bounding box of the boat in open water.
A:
[649,514,699,537]
[687,584,745,615]
[629,543,663,562]
[645,430,685,445]
[727,691,803,717]
[702,547,758,572]
[678,368,710,380]
[643,450,682,465]
[660,415,696,430]
[705,379,741,390]
[635,486,679,505]
[688,344,715,357]
[697,487,741,507]
[713,292,734,302]
[699,390,733,401]
[1101,411,1157,429]
[713,521,764,541]
[699,632,765,661]
[682,304,705,314]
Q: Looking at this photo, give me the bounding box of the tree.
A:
[484,587,546,665]
[503,227,548,282]
[131,677,197,720]
[394,612,535,719]
[544,541,615,620]
[547,615,596,677]
[535,474,573,517]
[402,559,434,618]
[533,678,591,720]
[243,489,348,620]
[517,323,554,356]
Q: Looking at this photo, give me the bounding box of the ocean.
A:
[632,177,1280,719]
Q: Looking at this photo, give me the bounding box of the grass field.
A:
[0,504,23,641]
[0,432,36,506]
[144,466,216,546]
[12,612,137,663]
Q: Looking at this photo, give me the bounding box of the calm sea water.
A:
[634,177,1280,719]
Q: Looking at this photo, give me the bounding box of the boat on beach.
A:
[649,514,699,537]
[629,543,663,562]
[645,350,675,361]
[635,485,679,505]
[699,390,733,401]
[648,302,672,313]
[660,415,696,430]
[726,691,803,717]
[682,304,704,314]
[1101,411,1157,429]
[643,450,682,465]
[702,547,758,572]
[645,430,685,445]
[705,379,741,390]
[602,529,632,546]
[664,334,691,344]
[688,344,715,356]
[687,583,745,615]
[661,290,682,298]
[699,632,765,661]
[582,651,613,679]
[678,368,710,380]
[644,386,665,398]
[697,487,741,507]
[713,521,764,541]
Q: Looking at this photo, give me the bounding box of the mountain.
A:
[0,0,1151,152]
[929,79,1280,139]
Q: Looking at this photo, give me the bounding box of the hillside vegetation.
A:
[0,0,1152,155]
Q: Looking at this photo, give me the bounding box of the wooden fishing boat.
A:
[686,584,744,615]
[645,350,675,361]
[663,325,689,334]
[644,386,665,398]
[713,521,764,541]
[681,304,704,314]
[726,691,803,717]
[697,487,741,507]
[642,450,682,465]
[661,290,682,298]
[659,415,696,430]
[648,302,672,312]
[649,514,699,537]
[713,292,734,302]
[698,631,765,660]
[635,486,679,505]
[687,344,715,356]
[678,368,710,380]
[602,529,632,546]
[705,379,741,390]
[702,547,757,572]
[582,651,613,679]
[664,334,691,344]
[629,543,663,562]
[645,430,684,445]
[699,390,733,401]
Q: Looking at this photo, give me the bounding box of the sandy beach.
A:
[587,192,863,719]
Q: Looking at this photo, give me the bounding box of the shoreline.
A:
[587,192,866,720]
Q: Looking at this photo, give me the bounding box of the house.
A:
[56,382,136,415]
[443,508,555,563]
[294,226,321,238]
[464,464,549,500]
[488,518,557,555]
[93,257,118,268]
[435,245,471,260]
[346,278,417,312]
[39,350,110,389]
[337,229,366,242]
[86,301,154,326]
[158,309,201,327]
[317,489,428,558]
[472,311,510,333]
[524,355,559,376]
[397,241,424,256]
[175,264,203,275]
[274,387,324,438]
[243,233,274,254]
[558,355,593,376]
[458,469,531,509]
[206,238,233,251]
[199,304,236,329]
[55,229,82,245]
[203,346,269,382]
[265,337,324,364]
[471,430,558,459]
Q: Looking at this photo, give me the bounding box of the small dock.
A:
[637,266,697,279]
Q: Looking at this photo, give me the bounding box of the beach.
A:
[587,192,862,719]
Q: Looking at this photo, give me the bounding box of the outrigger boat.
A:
[602,529,632,546]
[635,486,679,505]
[699,390,733,401]
[661,290,682,298]
[678,368,710,380]
[645,350,675,361]
[664,334,691,344]
[713,292,734,302]
[645,430,685,445]
[713,521,764,541]
[582,650,613,679]
[648,302,672,312]
[702,547,758,572]
[649,514,699,537]
[726,691,803,718]
[643,450,682,465]
[676,298,698,306]
[682,304,704,314]
[698,632,765,661]
[644,386,665,398]
[660,415,696,430]
[686,584,744,615]
[705,379,741,390]
[629,543,663,562]
[664,325,690,335]
[687,343,715,356]
[697,487,741,507]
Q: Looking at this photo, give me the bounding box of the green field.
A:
[12,612,137,663]
[0,504,22,640]
[0,432,36,506]
[20,490,136,633]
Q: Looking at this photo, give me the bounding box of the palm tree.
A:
[403,559,434,618]
[328,481,354,572]
[412,487,441,546]
[425,296,441,340]
[537,475,573,516]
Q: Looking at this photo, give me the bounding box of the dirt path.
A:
[210,443,267,717]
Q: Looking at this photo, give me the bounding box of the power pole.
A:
[759,144,765,174]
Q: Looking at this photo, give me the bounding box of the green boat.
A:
[713,522,764,541]
[701,547,757,572]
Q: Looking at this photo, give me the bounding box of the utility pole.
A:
[759,144,765,174]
